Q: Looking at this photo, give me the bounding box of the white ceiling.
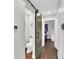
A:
[29,0,58,12]
[29,0,64,17]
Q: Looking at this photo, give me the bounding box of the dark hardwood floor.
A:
[25,48,32,59]
[38,39,58,59]
[25,39,58,59]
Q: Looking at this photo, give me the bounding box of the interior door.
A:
[35,13,42,59]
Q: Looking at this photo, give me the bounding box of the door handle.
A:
[36,32,39,39]
[38,32,39,39]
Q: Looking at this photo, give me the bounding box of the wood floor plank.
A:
[38,39,58,59]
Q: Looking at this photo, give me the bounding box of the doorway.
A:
[25,8,35,59]
[44,20,55,43]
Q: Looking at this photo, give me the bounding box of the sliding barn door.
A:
[35,12,42,59]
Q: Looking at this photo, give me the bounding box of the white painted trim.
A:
[44,17,57,22]
[42,17,45,47]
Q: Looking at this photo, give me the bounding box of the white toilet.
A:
[25,37,33,53]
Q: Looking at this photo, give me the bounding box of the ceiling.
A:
[29,0,64,17]
[29,0,58,12]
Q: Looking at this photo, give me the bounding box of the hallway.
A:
[14,0,64,59]
[38,39,58,59]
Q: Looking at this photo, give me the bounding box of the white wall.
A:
[57,10,64,59]
[57,18,64,59]
[14,0,25,59]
